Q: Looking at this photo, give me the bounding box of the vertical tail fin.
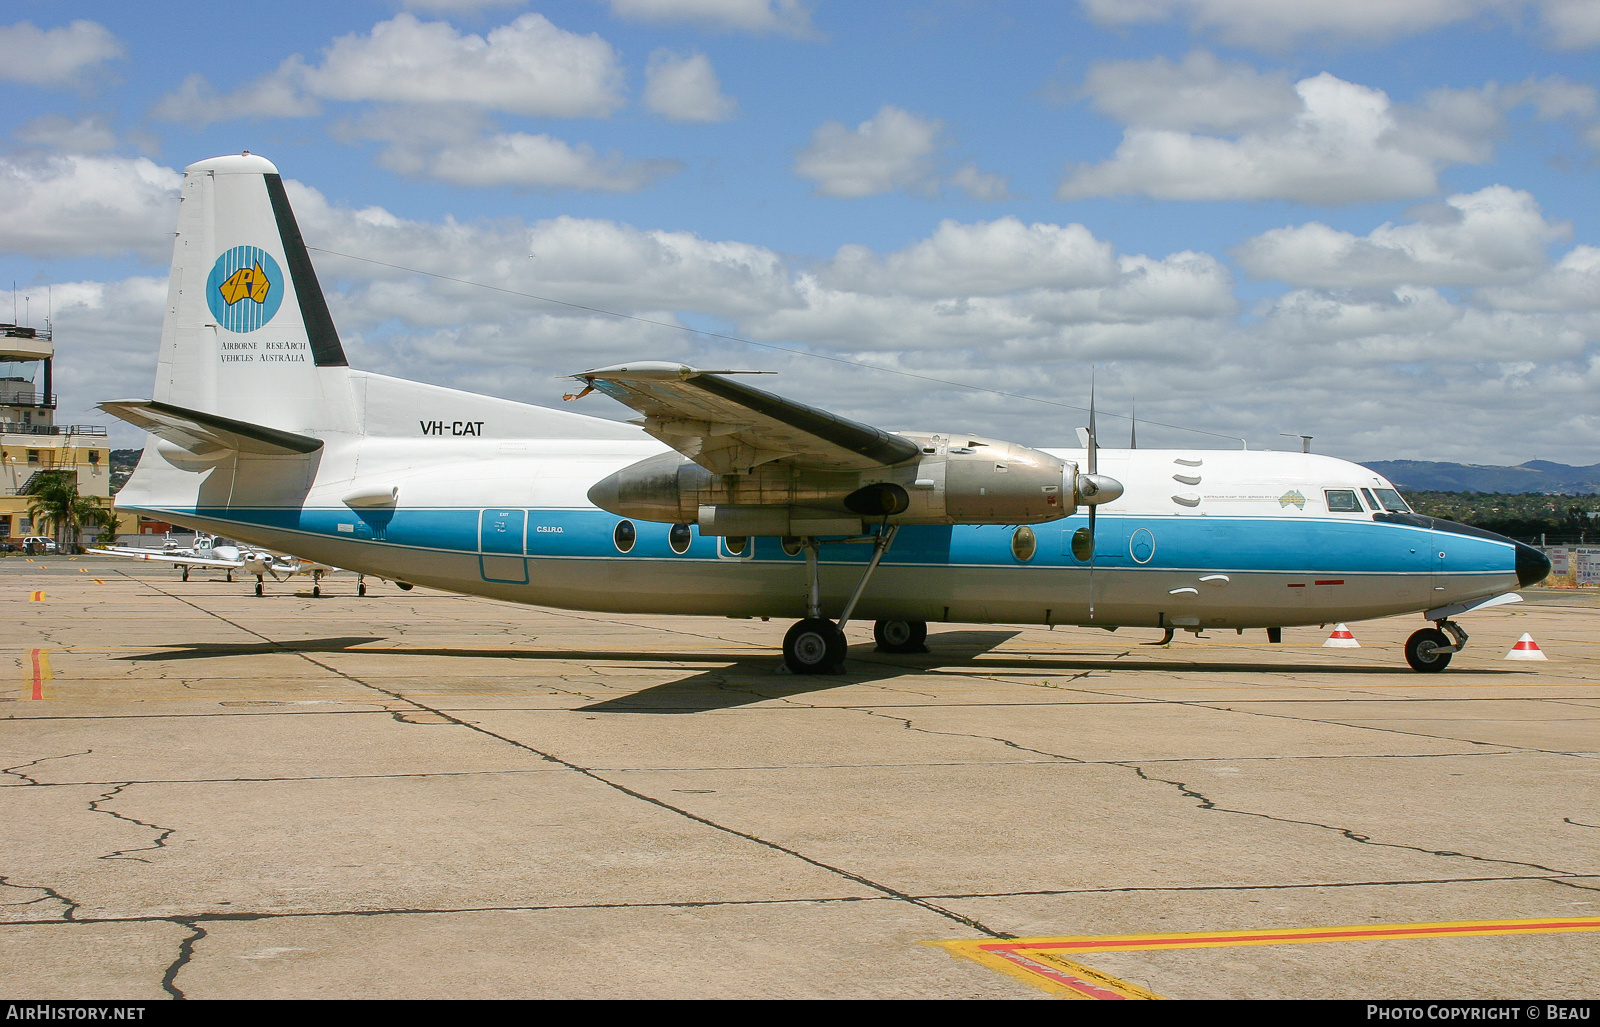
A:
[154,153,356,434]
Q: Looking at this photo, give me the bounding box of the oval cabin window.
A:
[669,523,693,554]
[1011,525,1037,562]
[613,520,636,554]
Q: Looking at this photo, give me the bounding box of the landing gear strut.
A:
[312,569,323,598]
[780,527,899,675]
[1405,619,1467,673]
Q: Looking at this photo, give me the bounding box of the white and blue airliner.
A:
[108,154,1549,675]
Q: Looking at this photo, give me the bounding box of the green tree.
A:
[24,472,111,553]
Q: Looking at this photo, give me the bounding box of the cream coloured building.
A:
[1,323,110,542]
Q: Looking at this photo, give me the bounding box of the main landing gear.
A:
[1405,619,1467,672]
[781,527,916,674]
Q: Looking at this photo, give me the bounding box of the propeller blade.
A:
[1087,368,1098,476]
[1130,394,1137,450]
[1087,504,1097,619]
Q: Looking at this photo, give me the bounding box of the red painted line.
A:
[1286,583,1306,588]
[993,950,1125,1000]
[1315,579,1345,586]
[29,649,43,701]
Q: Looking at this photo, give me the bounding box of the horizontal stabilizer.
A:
[99,399,323,456]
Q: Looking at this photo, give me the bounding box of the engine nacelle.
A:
[586,431,1096,533]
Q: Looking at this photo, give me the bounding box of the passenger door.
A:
[479,508,528,584]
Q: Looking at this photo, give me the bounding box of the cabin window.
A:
[725,536,747,556]
[1372,488,1410,513]
[1324,489,1362,512]
[669,523,693,554]
[1011,525,1036,561]
[781,536,803,557]
[612,520,636,554]
[1361,488,1380,510]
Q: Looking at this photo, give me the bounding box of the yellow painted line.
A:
[929,940,1161,1000]
[29,590,44,602]
[93,579,105,584]
[934,917,1600,999]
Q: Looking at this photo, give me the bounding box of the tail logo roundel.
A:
[206,245,284,333]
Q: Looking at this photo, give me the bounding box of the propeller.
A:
[1068,370,1125,620]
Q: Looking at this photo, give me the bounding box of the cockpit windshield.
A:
[1372,488,1410,513]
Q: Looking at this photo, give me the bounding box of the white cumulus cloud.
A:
[1235,186,1571,288]
[1080,51,1301,133]
[0,20,123,88]
[795,106,944,198]
[793,106,1012,200]
[13,115,117,154]
[149,66,323,128]
[0,154,179,261]
[152,13,626,125]
[607,0,817,36]
[645,51,737,122]
[338,105,680,191]
[1062,72,1489,203]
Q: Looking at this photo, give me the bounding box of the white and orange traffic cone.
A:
[1504,633,1548,661]
[1323,624,1360,647]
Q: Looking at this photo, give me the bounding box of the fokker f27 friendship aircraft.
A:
[107,154,1549,674]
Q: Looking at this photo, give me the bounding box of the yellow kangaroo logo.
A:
[217,263,272,305]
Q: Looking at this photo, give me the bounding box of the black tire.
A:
[783,618,847,674]
[1405,628,1453,672]
[396,581,413,591]
[874,619,929,653]
[358,583,367,597]
[254,581,263,597]
[181,567,189,582]
[312,585,321,598]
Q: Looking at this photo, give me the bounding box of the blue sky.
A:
[2,0,1597,463]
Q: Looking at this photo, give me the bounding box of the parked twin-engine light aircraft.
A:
[91,533,347,596]
[106,154,1549,674]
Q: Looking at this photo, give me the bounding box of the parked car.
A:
[22,537,59,555]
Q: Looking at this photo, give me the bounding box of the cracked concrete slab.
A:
[2,558,1596,999]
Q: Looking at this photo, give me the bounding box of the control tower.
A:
[1,320,110,543]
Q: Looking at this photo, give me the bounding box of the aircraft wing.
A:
[88,548,245,569]
[98,399,323,456]
[567,362,920,474]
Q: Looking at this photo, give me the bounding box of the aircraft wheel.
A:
[358,582,367,597]
[873,618,928,654]
[783,618,846,675]
[254,581,263,597]
[181,567,189,582]
[396,582,413,591]
[1405,628,1453,672]
[312,585,321,598]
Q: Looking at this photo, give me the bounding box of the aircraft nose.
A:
[1515,541,1552,588]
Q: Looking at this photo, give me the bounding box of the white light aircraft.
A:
[107,154,1549,674]
[92,533,348,596]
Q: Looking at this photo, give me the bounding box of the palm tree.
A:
[24,472,111,553]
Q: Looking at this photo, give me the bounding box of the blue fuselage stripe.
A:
[169,506,1516,577]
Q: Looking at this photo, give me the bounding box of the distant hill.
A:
[1363,460,1600,494]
